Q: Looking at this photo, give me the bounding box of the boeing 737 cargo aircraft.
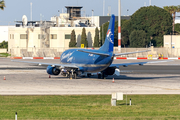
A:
[13,15,155,79]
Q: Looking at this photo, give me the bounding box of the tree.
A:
[129,30,148,47]
[175,23,180,34]
[93,27,99,47]
[100,22,109,46]
[118,20,130,47]
[0,0,5,10]
[80,28,88,47]
[163,5,180,34]
[100,19,128,47]
[124,6,173,47]
[0,41,8,49]
[69,30,76,47]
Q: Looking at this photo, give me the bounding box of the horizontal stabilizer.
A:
[77,50,110,57]
[110,60,173,68]
[114,50,151,56]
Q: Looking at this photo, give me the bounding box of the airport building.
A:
[8,26,97,57]
[164,35,180,48]
[6,6,180,58]
[8,6,130,57]
[175,19,180,24]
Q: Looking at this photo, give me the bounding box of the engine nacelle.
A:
[46,65,61,75]
[103,67,115,75]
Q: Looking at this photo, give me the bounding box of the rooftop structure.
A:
[15,21,55,27]
[65,6,83,20]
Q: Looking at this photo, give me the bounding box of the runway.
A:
[0,58,180,95]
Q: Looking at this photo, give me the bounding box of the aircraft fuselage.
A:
[60,49,113,73]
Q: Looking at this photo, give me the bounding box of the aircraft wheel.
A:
[87,73,91,77]
[98,74,101,79]
[101,72,105,79]
[69,73,72,79]
[66,73,70,78]
[101,73,105,79]
[73,73,77,79]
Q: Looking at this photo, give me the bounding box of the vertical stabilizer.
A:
[99,15,115,52]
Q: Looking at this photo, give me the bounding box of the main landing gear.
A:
[98,72,105,79]
[87,73,91,77]
[67,69,78,79]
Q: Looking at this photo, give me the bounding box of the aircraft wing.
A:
[11,60,79,68]
[114,50,151,56]
[110,60,172,68]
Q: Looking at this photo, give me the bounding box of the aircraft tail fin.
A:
[99,14,115,53]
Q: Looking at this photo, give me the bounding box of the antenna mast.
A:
[30,2,32,21]
[108,6,111,16]
[103,0,105,16]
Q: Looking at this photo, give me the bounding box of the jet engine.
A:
[103,67,115,75]
[46,65,61,75]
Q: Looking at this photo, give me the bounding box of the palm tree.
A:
[164,5,180,34]
[0,0,5,10]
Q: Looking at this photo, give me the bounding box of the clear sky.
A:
[0,0,180,25]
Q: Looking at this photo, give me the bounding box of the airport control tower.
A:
[65,6,83,20]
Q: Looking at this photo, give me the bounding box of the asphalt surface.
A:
[0,58,180,95]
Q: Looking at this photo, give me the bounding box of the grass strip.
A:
[0,53,11,57]
[0,95,180,119]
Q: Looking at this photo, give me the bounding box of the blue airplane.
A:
[13,14,153,79]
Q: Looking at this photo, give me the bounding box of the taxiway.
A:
[0,58,180,95]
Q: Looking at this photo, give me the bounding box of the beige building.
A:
[8,26,98,57]
[163,35,180,57]
[164,35,180,48]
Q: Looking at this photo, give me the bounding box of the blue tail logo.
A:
[99,14,115,53]
[107,29,111,38]
[107,29,114,44]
